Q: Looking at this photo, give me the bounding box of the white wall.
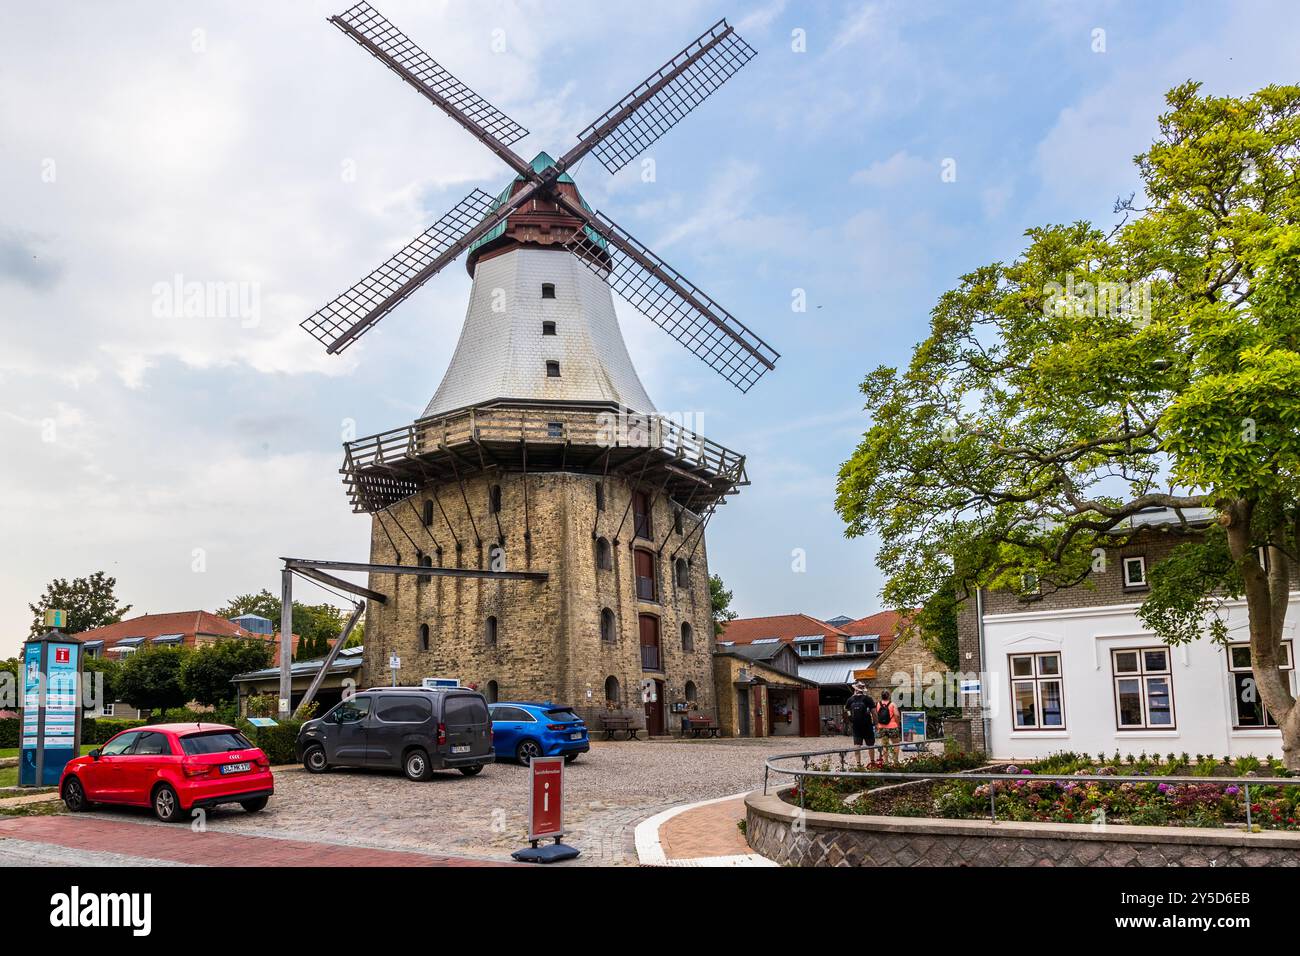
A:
[983,596,1298,761]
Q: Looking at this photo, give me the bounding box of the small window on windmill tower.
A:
[674,509,684,535]
[485,615,498,647]
[541,282,556,299]
[595,482,605,511]
[490,484,502,514]
[419,624,430,652]
[596,536,612,570]
[542,320,557,336]
[422,500,434,527]
[546,360,561,378]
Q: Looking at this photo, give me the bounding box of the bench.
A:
[684,715,720,738]
[600,715,641,740]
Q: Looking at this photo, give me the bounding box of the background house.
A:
[713,641,819,738]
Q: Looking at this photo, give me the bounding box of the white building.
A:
[962,515,1298,761]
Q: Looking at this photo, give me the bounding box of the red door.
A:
[799,688,821,737]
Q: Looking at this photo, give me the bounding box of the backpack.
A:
[876,699,892,726]
[846,695,872,722]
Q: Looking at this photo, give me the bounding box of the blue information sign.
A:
[20,637,82,786]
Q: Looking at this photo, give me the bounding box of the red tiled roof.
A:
[841,610,912,654]
[75,611,295,654]
[720,613,849,646]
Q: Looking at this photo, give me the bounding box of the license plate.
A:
[221,762,252,775]
[569,732,583,740]
[450,745,470,754]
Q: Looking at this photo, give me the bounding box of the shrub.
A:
[0,717,18,748]
[83,718,147,744]
[237,718,303,766]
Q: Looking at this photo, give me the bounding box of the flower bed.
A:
[798,750,1299,831]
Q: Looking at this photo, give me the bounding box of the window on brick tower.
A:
[635,549,657,601]
[485,615,498,647]
[674,509,684,535]
[605,675,620,705]
[546,360,560,377]
[596,536,612,570]
[485,680,499,704]
[541,282,556,299]
[633,491,652,539]
[685,680,697,702]
[681,621,694,653]
[422,500,433,527]
[675,558,689,587]
[542,320,556,335]
[600,607,616,643]
[595,482,605,511]
[419,624,430,652]
[490,484,502,514]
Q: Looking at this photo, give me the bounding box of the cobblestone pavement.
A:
[107,738,799,866]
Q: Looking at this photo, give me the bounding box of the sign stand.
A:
[511,755,580,863]
[20,620,83,788]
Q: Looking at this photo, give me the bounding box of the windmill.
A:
[299,3,774,730]
[302,1,778,392]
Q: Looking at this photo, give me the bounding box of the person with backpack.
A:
[876,692,901,763]
[843,681,876,765]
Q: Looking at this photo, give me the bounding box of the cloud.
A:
[0,230,64,290]
[850,150,932,188]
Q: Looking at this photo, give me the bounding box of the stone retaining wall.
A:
[745,788,1300,867]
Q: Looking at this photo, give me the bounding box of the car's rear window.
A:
[444,695,488,724]
[544,707,579,720]
[180,730,253,755]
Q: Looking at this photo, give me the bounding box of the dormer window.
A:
[542,320,557,336]
[541,282,556,299]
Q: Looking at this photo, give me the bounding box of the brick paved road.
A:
[2,738,800,866]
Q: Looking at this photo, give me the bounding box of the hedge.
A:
[0,716,150,747]
[236,718,304,766]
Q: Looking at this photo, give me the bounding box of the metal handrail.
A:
[762,741,1299,829]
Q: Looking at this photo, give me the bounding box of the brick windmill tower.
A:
[301,3,777,735]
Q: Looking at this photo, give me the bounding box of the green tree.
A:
[28,571,132,637]
[215,590,348,659]
[180,639,273,707]
[116,647,193,716]
[836,82,1300,767]
[710,573,738,637]
[81,655,121,712]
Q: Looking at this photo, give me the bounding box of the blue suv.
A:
[489,702,590,764]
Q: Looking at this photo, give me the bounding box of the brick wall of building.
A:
[360,469,717,727]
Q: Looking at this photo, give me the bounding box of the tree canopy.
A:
[836,82,1300,765]
[28,571,131,638]
[710,573,738,637]
[216,589,353,660]
[180,639,273,707]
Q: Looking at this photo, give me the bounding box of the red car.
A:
[60,723,274,822]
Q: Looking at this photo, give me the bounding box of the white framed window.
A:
[1112,647,1175,729]
[1009,653,1065,729]
[1122,555,1148,589]
[100,702,115,717]
[797,641,823,657]
[1227,641,1294,729]
[847,640,876,655]
[1019,572,1041,597]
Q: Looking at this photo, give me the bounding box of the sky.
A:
[1,0,1297,655]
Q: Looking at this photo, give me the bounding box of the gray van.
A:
[296,687,493,781]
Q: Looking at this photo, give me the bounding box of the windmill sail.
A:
[570,20,756,175]
[566,210,779,392]
[302,189,498,353]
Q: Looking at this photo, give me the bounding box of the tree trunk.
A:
[1225,499,1298,770]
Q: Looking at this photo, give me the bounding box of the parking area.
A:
[115,737,800,865]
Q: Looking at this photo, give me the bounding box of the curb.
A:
[634,791,777,867]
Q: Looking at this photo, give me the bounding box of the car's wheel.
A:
[403,748,432,781]
[152,784,183,823]
[564,753,580,764]
[515,739,543,765]
[62,776,92,812]
[240,796,269,813]
[458,764,483,777]
[302,744,328,774]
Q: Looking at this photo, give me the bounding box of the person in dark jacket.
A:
[843,681,876,766]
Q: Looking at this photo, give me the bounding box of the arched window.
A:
[485,680,499,704]
[674,509,684,534]
[422,500,434,527]
[595,482,605,511]
[675,557,689,587]
[596,537,612,570]
[419,624,430,651]
[542,282,556,299]
[681,621,694,653]
[422,553,434,568]
[490,484,502,513]
[634,549,657,601]
[600,607,616,643]
[604,675,620,704]
[485,615,498,646]
[542,320,557,336]
[546,360,561,378]
[684,680,698,702]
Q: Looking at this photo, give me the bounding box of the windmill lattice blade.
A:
[332,2,528,149]
[302,189,498,354]
[574,20,755,175]
[568,212,778,392]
